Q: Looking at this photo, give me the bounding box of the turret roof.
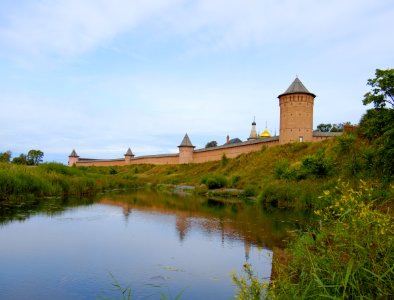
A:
[124,147,134,156]
[278,77,316,98]
[178,134,195,147]
[69,149,79,157]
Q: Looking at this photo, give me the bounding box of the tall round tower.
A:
[278,77,316,144]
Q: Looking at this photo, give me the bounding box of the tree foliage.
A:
[12,154,28,165]
[205,140,218,148]
[363,68,394,108]
[359,69,394,180]
[27,150,44,165]
[316,123,332,132]
[0,151,11,163]
[316,122,350,132]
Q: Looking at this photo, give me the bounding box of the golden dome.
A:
[260,128,271,138]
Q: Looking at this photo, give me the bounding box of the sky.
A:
[0,0,393,164]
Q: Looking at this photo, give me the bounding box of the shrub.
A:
[230,175,241,188]
[221,154,229,166]
[242,185,258,197]
[109,168,118,175]
[301,150,333,178]
[201,174,227,189]
[273,159,300,180]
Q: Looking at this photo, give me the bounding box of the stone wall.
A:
[75,154,179,167]
[193,138,279,163]
[72,138,280,166]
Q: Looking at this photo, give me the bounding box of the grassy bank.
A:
[266,181,394,299]
[0,162,140,200]
[1,133,393,208]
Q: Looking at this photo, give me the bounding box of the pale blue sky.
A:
[0,0,393,163]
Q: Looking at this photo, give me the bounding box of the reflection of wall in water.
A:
[99,197,292,259]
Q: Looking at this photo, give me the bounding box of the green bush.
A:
[230,175,241,187]
[301,150,333,178]
[201,174,227,189]
[221,154,229,166]
[242,185,258,197]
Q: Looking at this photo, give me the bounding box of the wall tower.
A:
[68,149,79,166]
[124,147,135,164]
[178,133,195,164]
[278,77,316,144]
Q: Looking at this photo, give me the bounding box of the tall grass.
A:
[0,162,139,200]
[267,181,394,299]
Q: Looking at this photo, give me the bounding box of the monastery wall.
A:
[129,154,179,165]
[75,159,126,167]
[193,138,279,163]
[74,154,179,167]
[69,77,342,167]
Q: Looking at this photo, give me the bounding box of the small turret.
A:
[124,147,135,164]
[68,149,79,166]
[178,134,195,164]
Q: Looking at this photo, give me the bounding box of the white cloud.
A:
[0,0,180,59]
[1,0,393,61]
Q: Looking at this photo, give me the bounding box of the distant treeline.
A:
[0,149,44,165]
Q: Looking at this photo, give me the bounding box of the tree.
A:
[0,151,11,163]
[27,150,44,165]
[205,141,218,148]
[359,69,394,179]
[12,154,28,165]
[331,123,347,132]
[363,68,394,108]
[316,123,332,132]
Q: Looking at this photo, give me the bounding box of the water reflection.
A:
[0,190,312,300]
[99,190,310,250]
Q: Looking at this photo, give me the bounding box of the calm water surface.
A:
[0,191,310,299]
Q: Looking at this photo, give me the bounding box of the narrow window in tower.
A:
[299,136,304,142]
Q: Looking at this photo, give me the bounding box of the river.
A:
[0,190,311,299]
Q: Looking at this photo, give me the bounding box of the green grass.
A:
[0,162,140,200]
[1,134,392,209]
[267,181,394,299]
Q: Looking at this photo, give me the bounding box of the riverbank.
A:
[1,134,393,207]
[1,133,393,298]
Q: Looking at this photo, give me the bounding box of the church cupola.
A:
[260,121,272,138]
[248,117,258,140]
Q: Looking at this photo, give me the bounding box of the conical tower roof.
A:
[178,133,195,148]
[124,147,134,157]
[278,77,316,98]
[69,149,79,157]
